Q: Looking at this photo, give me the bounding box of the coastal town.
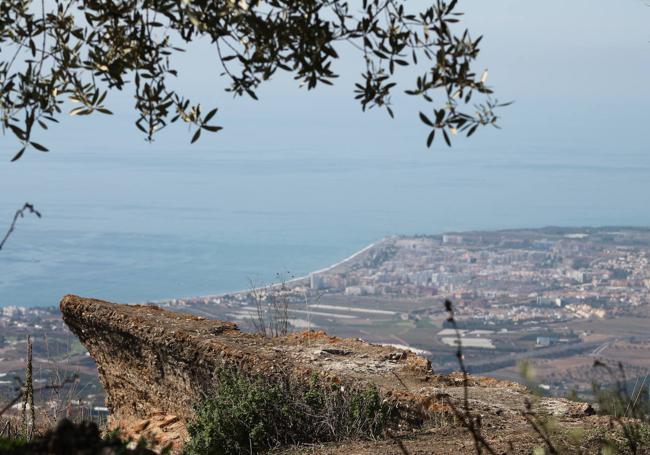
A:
[2,227,650,416]
[154,227,650,395]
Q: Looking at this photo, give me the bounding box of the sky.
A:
[3,0,649,158]
[1,0,650,306]
[6,0,649,212]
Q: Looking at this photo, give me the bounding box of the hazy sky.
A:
[3,0,650,217]
[3,0,649,159]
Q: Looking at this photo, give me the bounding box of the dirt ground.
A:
[280,415,647,455]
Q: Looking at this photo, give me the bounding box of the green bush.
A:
[183,369,390,455]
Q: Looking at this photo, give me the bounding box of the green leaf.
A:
[442,129,451,147]
[419,112,434,127]
[201,125,223,133]
[426,130,435,148]
[191,129,201,143]
[30,142,49,152]
[70,107,91,116]
[8,124,26,140]
[204,108,218,123]
[11,147,26,162]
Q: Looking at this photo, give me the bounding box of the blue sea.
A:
[1,143,649,308]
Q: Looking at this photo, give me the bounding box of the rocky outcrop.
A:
[60,295,597,452]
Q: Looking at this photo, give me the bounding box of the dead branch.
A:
[0,203,41,251]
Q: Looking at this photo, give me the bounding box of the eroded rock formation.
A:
[60,295,596,452]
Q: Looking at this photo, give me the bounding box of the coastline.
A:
[146,238,384,305]
[2,238,384,310]
[11,225,650,310]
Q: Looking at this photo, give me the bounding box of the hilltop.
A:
[56,294,624,454]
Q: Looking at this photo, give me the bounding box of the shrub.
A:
[182,369,390,455]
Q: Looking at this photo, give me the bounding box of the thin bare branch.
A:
[0,203,41,251]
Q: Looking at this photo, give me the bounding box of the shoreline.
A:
[0,239,385,310]
[10,225,650,310]
[146,238,384,304]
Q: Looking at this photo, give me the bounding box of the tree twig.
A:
[0,203,41,251]
[444,299,498,455]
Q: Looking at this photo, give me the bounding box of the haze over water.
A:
[1,0,649,307]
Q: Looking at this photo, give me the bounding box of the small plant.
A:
[183,368,391,455]
[249,273,293,338]
[592,360,650,455]
[20,336,35,440]
[442,299,498,455]
[0,335,85,451]
[442,299,650,455]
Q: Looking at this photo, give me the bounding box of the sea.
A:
[2,143,649,308]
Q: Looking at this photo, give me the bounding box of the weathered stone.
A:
[60,295,604,453]
[131,419,150,433]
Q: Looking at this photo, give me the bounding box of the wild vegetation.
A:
[1,299,650,453]
[441,299,650,455]
[0,337,152,454]
[249,273,292,338]
[183,369,389,455]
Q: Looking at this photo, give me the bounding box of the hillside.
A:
[56,295,630,454]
